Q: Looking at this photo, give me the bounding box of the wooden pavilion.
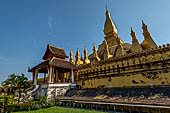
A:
[28,44,78,85]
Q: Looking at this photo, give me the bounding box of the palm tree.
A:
[1,73,30,103]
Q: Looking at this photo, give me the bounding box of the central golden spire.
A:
[103,7,118,36]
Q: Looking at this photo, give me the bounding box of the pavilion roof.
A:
[28,57,78,72]
[43,44,68,60]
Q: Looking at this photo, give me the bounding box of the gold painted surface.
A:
[77,73,170,88]
[70,8,170,88]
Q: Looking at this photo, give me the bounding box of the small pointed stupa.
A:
[75,48,83,65]
[116,38,127,57]
[130,27,143,52]
[92,43,100,61]
[103,39,112,60]
[69,49,75,64]
[83,48,90,64]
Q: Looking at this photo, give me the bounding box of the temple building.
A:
[28,7,170,100]
[70,7,170,88]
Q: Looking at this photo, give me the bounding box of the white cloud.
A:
[48,16,57,34]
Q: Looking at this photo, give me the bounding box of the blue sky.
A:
[0,0,170,83]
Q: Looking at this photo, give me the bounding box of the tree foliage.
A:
[1,73,30,102]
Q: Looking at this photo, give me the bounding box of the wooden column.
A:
[33,70,38,85]
[47,66,51,83]
[52,67,55,83]
[56,70,59,83]
[44,73,46,84]
[49,66,53,83]
[71,69,74,83]
[32,71,35,85]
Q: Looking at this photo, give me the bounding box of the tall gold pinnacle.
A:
[103,7,118,36]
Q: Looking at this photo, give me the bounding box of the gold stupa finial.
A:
[116,38,127,57]
[104,39,109,50]
[93,43,100,61]
[103,7,118,36]
[93,43,97,55]
[106,5,108,13]
[76,48,80,57]
[83,48,90,64]
[104,39,112,60]
[75,48,83,65]
[69,49,74,64]
[84,48,88,59]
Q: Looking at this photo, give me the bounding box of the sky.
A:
[0,0,170,84]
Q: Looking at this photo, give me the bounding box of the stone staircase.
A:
[21,85,40,102]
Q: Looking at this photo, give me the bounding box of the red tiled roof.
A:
[43,44,68,60]
[49,57,78,70]
[28,57,78,72]
[28,60,49,72]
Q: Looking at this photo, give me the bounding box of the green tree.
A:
[1,73,30,103]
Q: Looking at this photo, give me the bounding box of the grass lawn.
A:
[16,106,109,113]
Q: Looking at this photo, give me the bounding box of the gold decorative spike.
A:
[83,48,90,64]
[69,50,75,64]
[130,27,143,52]
[104,39,112,60]
[75,48,83,65]
[103,7,118,37]
[141,20,157,49]
[131,27,137,42]
[92,43,100,61]
[116,38,127,57]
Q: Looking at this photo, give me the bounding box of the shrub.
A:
[0,94,14,113]
[12,100,56,112]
